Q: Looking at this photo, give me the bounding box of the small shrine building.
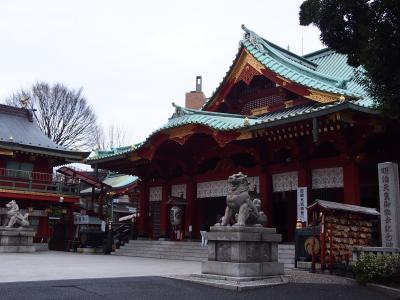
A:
[88,26,399,243]
[0,104,90,248]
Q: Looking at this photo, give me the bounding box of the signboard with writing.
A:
[297,187,308,223]
[378,162,400,248]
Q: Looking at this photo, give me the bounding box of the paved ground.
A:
[0,252,394,299]
[0,252,199,282]
[0,276,394,300]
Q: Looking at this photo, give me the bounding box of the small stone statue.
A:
[170,206,182,226]
[5,200,30,228]
[217,172,267,227]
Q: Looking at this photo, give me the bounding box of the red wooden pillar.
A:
[138,184,149,237]
[259,170,273,227]
[185,181,197,238]
[66,205,74,250]
[343,161,360,205]
[160,183,171,238]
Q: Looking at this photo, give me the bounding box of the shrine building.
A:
[87,26,399,243]
[0,104,90,249]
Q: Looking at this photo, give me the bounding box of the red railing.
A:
[0,168,80,195]
[0,168,55,182]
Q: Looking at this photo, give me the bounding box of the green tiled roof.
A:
[88,101,377,162]
[203,25,372,109]
[87,144,142,161]
[304,49,373,107]
[80,172,138,194]
[87,26,378,163]
[158,103,258,131]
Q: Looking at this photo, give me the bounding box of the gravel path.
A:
[286,269,353,285]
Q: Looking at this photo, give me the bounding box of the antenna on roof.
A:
[287,45,290,51]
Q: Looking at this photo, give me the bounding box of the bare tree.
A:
[95,122,128,150]
[5,82,98,150]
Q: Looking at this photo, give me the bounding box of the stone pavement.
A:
[0,276,394,300]
[0,251,394,299]
[0,251,200,283]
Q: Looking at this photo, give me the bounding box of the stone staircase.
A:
[278,244,295,269]
[112,240,209,261]
[113,240,296,268]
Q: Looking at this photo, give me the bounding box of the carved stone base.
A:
[202,226,284,278]
[202,261,284,277]
[0,227,35,253]
[164,273,288,291]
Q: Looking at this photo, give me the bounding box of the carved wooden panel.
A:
[149,186,162,202]
[272,171,298,192]
[312,167,344,189]
[197,176,260,198]
[171,184,186,199]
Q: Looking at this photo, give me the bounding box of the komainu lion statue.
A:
[217,172,267,227]
[5,200,30,228]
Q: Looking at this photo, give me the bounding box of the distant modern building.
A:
[0,104,90,249]
[87,26,399,244]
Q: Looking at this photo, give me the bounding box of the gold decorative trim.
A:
[166,125,196,139]
[0,149,14,156]
[237,131,252,140]
[251,106,269,116]
[306,90,341,103]
[276,75,291,85]
[284,100,294,108]
[231,49,265,83]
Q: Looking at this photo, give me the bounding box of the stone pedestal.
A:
[0,227,35,253]
[202,226,284,278]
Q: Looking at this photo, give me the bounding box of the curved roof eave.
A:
[88,100,379,164]
[203,25,361,110]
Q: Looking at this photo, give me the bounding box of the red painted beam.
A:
[0,190,79,203]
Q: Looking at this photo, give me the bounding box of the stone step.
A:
[115,252,207,260]
[115,251,205,258]
[113,252,206,261]
[278,244,295,250]
[128,240,201,246]
[115,248,207,257]
[278,244,295,269]
[119,249,207,256]
[112,239,208,262]
[114,240,296,268]
[278,254,295,258]
[122,245,207,252]
[279,256,295,261]
[278,249,295,255]
[278,258,295,264]
[123,241,206,248]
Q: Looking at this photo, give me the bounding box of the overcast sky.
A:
[0,0,323,148]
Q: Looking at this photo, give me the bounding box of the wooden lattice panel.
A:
[241,94,284,115]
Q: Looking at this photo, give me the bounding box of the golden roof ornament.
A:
[20,95,30,108]
[244,116,250,126]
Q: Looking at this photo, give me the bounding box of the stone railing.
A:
[352,246,400,263]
